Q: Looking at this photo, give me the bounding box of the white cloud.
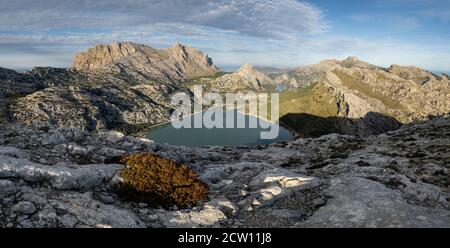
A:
[0,0,327,38]
[0,0,328,69]
[1,30,450,73]
[0,0,448,72]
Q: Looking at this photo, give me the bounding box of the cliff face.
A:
[73,42,142,71]
[213,63,272,91]
[73,42,219,84]
[325,58,450,122]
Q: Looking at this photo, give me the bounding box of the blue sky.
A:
[0,0,449,72]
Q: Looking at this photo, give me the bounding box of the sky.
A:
[0,0,449,72]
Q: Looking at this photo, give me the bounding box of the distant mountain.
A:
[205,63,272,91]
[73,42,219,83]
[273,56,450,136]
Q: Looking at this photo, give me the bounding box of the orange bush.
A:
[115,153,208,208]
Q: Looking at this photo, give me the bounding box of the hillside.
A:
[270,57,450,136]
[0,114,448,227]
[1,44,449,138]
[73,42,219,83]
[1,42,219,133]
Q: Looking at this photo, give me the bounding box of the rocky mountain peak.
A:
[72,41,219,82]
[340,56,378,69]
[201,63,272,91]
[238,63,256,72]
[171,42,191,52]
[236,63,265,77]
[72,42,142,71]
[168,42,219,73]
[235,63,271,88]
[344,56,360,62]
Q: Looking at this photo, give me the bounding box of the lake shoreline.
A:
[133,105,299,139]
[137,107,296,147]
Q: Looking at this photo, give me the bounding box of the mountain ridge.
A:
[1,42,449,228]
[73,41,219,84]
[272,56,449,135]
[1,42,449,137]
[204,63,272,91]
[1,42,221,133]
[0,113,448,227]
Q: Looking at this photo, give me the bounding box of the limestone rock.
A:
[0,180,17,198]
[272,57,450,136]
[12,201,37,215]
[0,116,449,227]
[206,63,272,91]
[4,42,219,132]
[298,177,450,228]
[0,155,121,190]
[73,42,219,82]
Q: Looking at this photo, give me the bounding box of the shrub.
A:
[114,153,208,208]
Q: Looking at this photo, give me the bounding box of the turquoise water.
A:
[147,109,293,147]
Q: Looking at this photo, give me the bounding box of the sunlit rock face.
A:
[199,63,273,92]
[2,43,449,138]
[73,42,219,83]
[271,56,450,137]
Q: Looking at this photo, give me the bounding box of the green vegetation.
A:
[277,83,338,118]
[258,83,340,136]
[114,153,209,208]
[262,83,338,120]
[275,83,339,136]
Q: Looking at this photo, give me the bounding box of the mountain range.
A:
[1,42,218,133]
[0,42,449,228]
[1,42,449,137]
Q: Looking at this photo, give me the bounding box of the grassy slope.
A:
[273,83,339,135]
[186,77,340,135]
[277,83,338,119]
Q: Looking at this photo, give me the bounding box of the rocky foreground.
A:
[0,116,449,228]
